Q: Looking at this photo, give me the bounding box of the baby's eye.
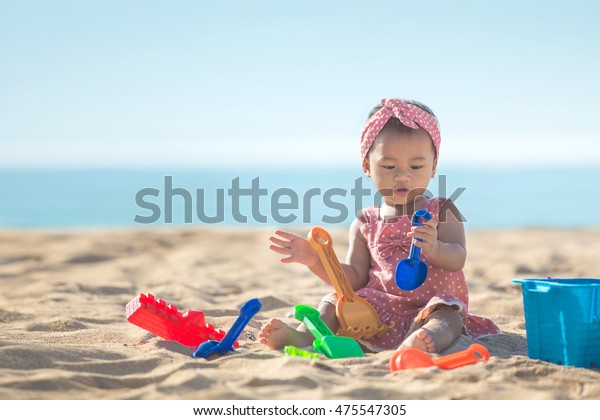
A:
[411,165,425,170]
[381,165,396,170]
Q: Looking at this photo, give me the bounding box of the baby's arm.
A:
[342,218,371,291]
[306,219,370,291]
[408,200,466,272]
[269,220,370,291]
[309,219,371,291]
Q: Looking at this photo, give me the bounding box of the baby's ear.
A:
[362,158,371,177]
[431,158,438,179]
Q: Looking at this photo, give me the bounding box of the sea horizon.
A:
[1,166,599,230]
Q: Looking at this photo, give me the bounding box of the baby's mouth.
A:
[394,187,410,196]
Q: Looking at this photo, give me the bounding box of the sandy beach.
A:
[0,226,599,400]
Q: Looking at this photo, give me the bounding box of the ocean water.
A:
[1,167,599,229]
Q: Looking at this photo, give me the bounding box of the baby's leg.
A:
[399,308,463,353]
[259,301,339,350]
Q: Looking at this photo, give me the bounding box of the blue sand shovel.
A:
[395,209,432,291]
[192,298,262,358]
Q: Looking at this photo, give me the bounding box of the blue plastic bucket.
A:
[513,278,600,368]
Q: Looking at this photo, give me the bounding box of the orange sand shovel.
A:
[389,343,490,371]
[308,227,393,340]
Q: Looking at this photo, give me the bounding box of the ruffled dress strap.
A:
[355,206,380,246]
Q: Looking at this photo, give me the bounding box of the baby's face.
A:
[363,129,437,207]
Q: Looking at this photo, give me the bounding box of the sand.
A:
[0,226,599,400]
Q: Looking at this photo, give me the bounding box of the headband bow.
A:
[360,98,441,162]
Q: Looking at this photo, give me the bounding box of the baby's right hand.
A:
[269,230,320,268]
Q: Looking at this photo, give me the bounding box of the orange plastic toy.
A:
[389,343,490,371]
[308,227,393,340]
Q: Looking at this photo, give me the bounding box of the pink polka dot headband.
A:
[360,98,441,161]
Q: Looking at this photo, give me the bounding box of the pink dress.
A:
[322,197,500,351]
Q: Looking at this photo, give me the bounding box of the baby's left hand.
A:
[406,219,439,256]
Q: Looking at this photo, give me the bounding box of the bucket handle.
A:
[514,280,551,293]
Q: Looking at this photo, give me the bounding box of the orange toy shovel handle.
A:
[389,343,490,371]
[433,343,490,369]
[308,227,354,299]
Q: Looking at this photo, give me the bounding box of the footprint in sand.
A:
[0,310,30,323]
[77,285,133,295]
[0,255,42,265]
[26,319,88,332]
[257,296,291,311]
[244,375,319,389]
[65,254,116,264]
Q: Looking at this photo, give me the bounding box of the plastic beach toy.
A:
[513,277,600,368]
[192,298,262,358]
[389,343,490,371]
[308,227,392,340]
[395,209,432,291]
[294,305,364,359]
[126,293,236,348]
[284,345,321,360]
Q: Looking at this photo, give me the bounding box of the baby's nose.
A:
[394,171,410,180]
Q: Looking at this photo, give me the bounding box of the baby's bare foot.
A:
[259,318,313,350]
[398,308,464,353]
[398,328,435,353]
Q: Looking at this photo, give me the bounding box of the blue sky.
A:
[1,0,599,169]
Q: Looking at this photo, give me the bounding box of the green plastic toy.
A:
[284,345,321,360]
[293,305,364,359]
